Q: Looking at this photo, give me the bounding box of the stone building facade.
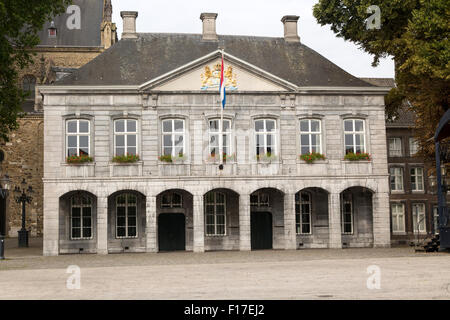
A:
[40,12,392,256]
[0,0,116,237]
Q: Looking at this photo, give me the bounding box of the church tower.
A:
[101,0,117,49]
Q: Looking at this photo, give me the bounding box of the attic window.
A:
[48,21,57,38]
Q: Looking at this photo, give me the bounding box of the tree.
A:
[0,0,71,142]
[313,0,450,160]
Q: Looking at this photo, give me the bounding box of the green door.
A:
[251,211,273,250]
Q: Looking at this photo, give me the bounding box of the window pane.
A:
[345,135,353,147]
[255,120,264,132]
[300,120,309,132]
[79,136,89,148]
[67,121,77,133]
[174,120,184,132]
[68,136,77,148]
[72,228,81,239]
[163,135,172,148]
[163,120,172,133]
[344,120,353,132]
[311,120,320,132]
[355,120,364,132]
[223,120,230,131]
[79,121,89,133]
[127,147,137,155]
[127,135,136,147]
[117,227,126,237]
[116,135,125,147]
[209,120,219,132]
[128,227,137,237]
[127,120,136,132]
[266,120,275,132]
[301,134,310,148]
[115,120,125,133]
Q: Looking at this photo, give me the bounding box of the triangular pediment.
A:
[140,50,297,92]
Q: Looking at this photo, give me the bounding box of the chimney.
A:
[281,15,300,43]
[200,13,218,41]
[121,11,138,39]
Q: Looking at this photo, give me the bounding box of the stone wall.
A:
[0,115,44,236]
[1,47,104,238]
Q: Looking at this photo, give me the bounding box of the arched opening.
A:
[204,188,240,251]
[295,187,329,249]
[250,188,284,250]
[340,187,374,248]
[107,190,146,253]
[59,190,97,254]
[157,189,192,252]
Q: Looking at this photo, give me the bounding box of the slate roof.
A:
[360,77,396,88]
[56,33,376,87]
[37,0,103,47]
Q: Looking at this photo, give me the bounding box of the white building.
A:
[39,12,391,255]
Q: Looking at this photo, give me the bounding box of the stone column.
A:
[239,193,251,251]
[97,196,108,255]
[193,194,205,252]
[146,195,157,252]
[373,192,391,248]
[328,192,342,249]
[43,184,59,256]
[284,192,297,250]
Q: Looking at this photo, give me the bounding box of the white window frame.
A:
[344,119,366,154]
[409,137,419,156]
[341,193,353,235]
[300,119,322,154]
[412,203,426,234]
[66,119,90,157]
[205,192,226,236]
[391,203,405,233]
[255,119,277,157]
[162,119,185,157]
[295,192,312,235]
[208,119,232,159]
[116,193,138,239]
[410,167,424,191]
[390,167,404,192]
[114,119,138,156]
[70,194,93,240]
[388,138,402,157]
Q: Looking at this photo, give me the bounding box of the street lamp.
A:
[0,174,11,260]
[14,178,33,248]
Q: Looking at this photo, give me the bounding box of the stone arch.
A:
[58,190,98,254]
[107,189,147,253]
[340,186,374,248]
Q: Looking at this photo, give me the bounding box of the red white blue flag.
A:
[220,53,226,109]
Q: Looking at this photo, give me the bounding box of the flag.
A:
[220,53,226,109]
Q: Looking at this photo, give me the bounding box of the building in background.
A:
[0,0,117,238]
[362,78,443,245]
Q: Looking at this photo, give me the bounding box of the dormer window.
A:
[48,21,57,38]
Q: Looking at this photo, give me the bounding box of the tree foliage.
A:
[0,0,71,142]
[313,0,450,160]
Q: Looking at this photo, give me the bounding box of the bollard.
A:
[0,234,5,260]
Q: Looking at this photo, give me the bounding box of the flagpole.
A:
[220,50,224,166]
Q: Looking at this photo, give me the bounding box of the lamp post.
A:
[15,179,33,248]
[0,174,11,260]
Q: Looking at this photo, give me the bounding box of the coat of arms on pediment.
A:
[201,63,238,91]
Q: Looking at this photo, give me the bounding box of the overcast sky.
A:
[111,0,395,79]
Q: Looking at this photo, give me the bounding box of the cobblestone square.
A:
[0,238,449,300]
